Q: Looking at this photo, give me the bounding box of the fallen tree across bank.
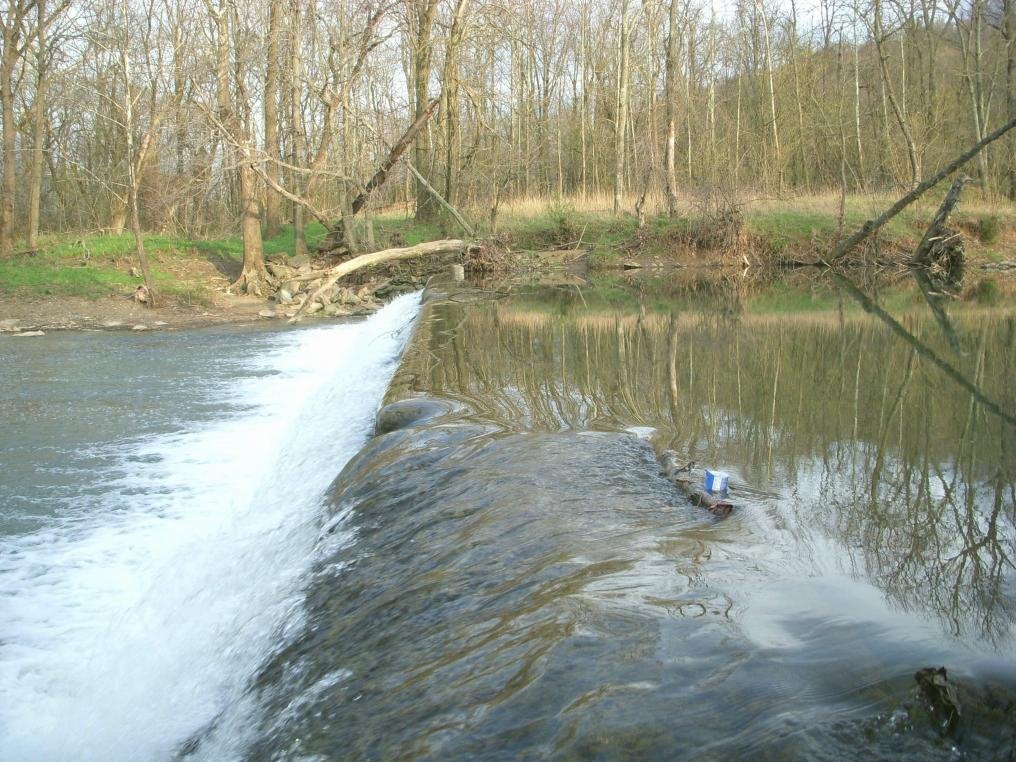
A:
[287,239,476,323]
[822,116,1016,266]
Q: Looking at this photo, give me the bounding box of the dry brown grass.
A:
[487,188,1016,222]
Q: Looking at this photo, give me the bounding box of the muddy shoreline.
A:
[0,294,281,335]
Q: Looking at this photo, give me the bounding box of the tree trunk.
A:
[854,42,865,184]
[27,0,47,251]
[235,151,269,295]
[119,0,156,306]
[613,0,631,214]
[0,43,17,256]
[664,0,679,217]
[1006,0,1016,199]
[413,0,441,223]
[290,0,306,257]
[212,0,267,294]
[129,136,157,307]
[756,0,782,191]
[443,0,469,208]
[873,0,921,190]
[263,0,282,238]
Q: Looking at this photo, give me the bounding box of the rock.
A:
[102,320,124,328]
[12,330,44,337]
[0,319,20,332]
[289,254,310,268]
[284,309,299,318]
[277,289,293,304]
[153,321,168,326]
[304,302,323,315]
[297,264,312,276]
[375,398,457,435]
[323,304,350,317]
[266,262,296,279]
[258,309,276,318]
[915,667,962,735]
[131,324,148,331]
[283,280,300,294]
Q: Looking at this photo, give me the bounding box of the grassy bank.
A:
[2,191,1014,306]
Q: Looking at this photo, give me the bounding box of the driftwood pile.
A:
[262,257,384,320]
[257,238,477,322]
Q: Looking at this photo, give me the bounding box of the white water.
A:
[0,293,421,762]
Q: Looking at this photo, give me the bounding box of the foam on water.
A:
[0,292,421,762]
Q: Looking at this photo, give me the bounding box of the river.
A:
[1,277,1014,760]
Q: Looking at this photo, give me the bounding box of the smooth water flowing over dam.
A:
[0,293,421,761]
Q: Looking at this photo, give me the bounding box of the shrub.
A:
[978,215,1002,244]
[967,276,999,305]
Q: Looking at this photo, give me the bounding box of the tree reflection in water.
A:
[394,276,1015,645]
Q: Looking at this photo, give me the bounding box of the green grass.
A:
[0,224,329,300]
[0,233,184,299]
[4,194,1015,303]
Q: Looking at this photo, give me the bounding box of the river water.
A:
[0,294,421,760]
[1,277,1014,760]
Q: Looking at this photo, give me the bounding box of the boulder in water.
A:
[375,397,458,435]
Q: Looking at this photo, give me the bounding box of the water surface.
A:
[245,276,1016,760]
[2,276,1015,760]
[0,295,421,761]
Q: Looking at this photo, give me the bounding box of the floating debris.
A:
[659,450,735,518]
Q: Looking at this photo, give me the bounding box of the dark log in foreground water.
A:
[658,449,735,518]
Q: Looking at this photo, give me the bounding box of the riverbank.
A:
[2,191,1015,332]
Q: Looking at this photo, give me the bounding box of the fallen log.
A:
[658,449,735,518]
[287,239,475,323]
[910,177,968,268]
[824,116,1016,265]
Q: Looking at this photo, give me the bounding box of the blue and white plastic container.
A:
[704,469,730,493]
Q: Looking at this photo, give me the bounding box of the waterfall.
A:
[0,293,421,762]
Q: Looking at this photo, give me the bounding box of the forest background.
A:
[1,0,1015,307]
